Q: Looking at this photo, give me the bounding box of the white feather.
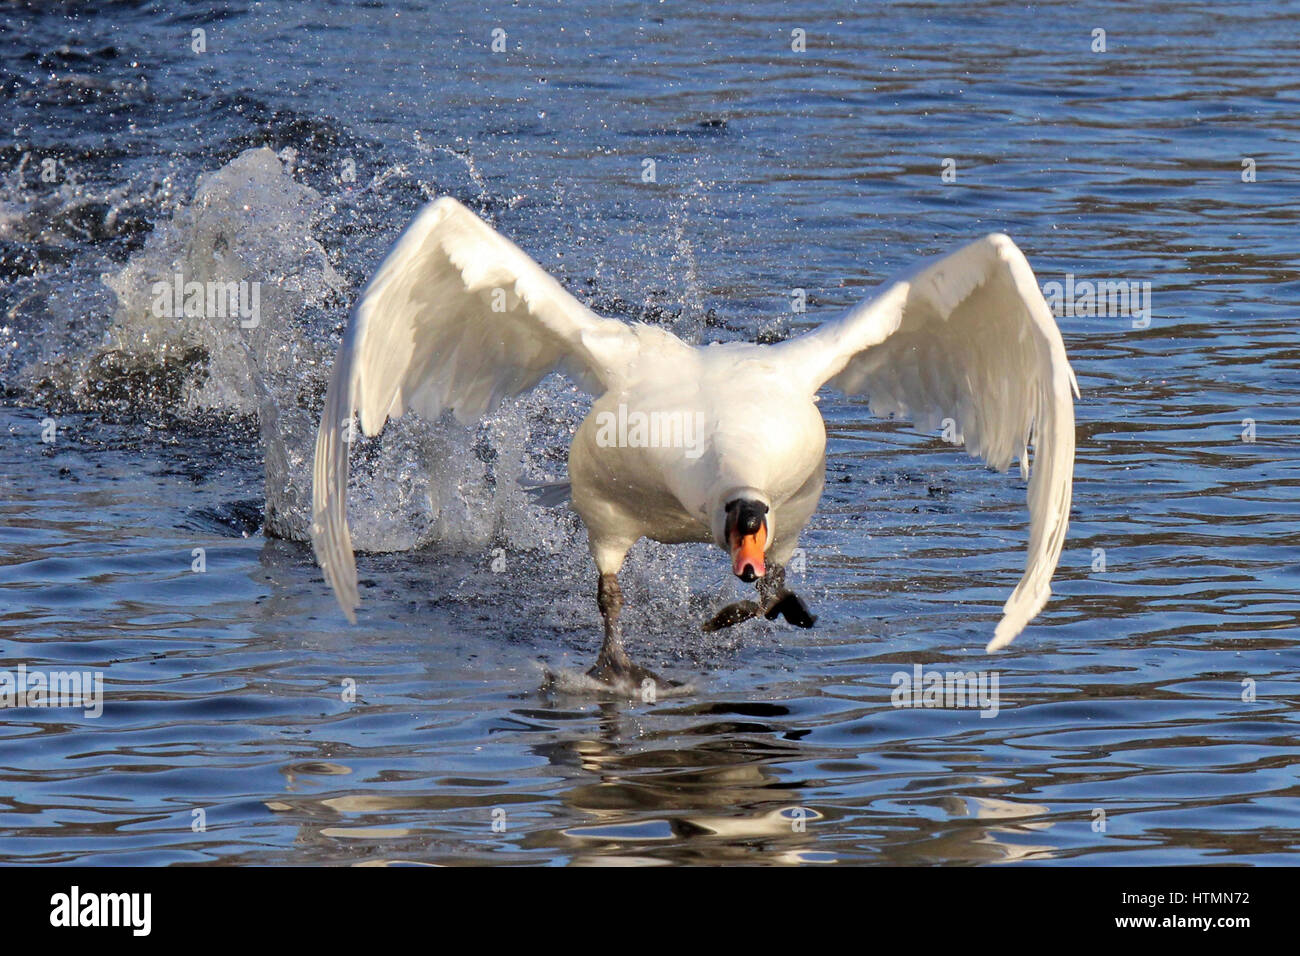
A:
[773,234,1079,650]
[311,198,639,621]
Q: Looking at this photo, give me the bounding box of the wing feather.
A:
[311,197,637,621]
[775,233,1078,650]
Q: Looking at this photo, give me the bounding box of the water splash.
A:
[0,155,167,389]
[5,144,751,659]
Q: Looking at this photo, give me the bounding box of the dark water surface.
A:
[1,1,1298,864]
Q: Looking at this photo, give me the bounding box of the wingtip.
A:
[329,576,360,624]
[989,584,1053,652]
[985,631,1015,654]
[986,612,1026,653]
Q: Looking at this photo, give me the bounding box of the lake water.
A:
[1,0,1297,865]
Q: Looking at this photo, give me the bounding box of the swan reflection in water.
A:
[264,700,1056,866]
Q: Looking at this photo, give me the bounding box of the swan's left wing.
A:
[774,233,1078,651]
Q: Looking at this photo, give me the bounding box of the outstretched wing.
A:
[312,197,638,621]
[774,233,1078,651]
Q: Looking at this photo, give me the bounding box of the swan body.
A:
[312,197,1078,691]
[569,339,827,570]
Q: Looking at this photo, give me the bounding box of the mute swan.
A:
[312,197,1078,694]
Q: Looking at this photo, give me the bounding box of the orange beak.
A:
[730,522,767,581]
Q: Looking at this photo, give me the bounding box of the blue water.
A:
[1,0,1298,864]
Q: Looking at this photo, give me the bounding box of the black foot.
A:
[701,600,762,632]
[703,593,816,631]
[585,656,680,698]
[765,592,817,628]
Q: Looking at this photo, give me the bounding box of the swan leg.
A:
[586,573,676,696]
[702,564,817,632]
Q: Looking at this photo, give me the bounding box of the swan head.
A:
[720,494,770,582]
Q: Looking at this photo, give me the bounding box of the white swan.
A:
[312,197,1078,692]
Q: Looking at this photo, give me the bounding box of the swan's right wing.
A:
[312,197,639,621]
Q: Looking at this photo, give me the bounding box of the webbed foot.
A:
[702,588,817,632]
[765,591,817,628]
[585,654,681,699]
[701,600,763,632]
